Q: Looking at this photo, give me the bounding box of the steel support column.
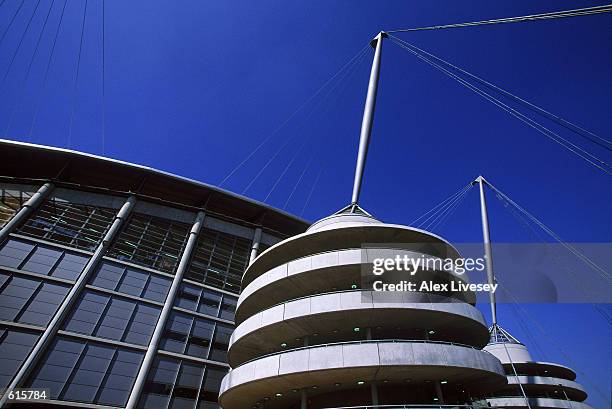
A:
[126,210,206,409]
[249,227,262,264]
[351,31,386,206]
[0,194,136,408]
[0,182,54,244]
[476,176,497,325]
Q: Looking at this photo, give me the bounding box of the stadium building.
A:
[0,139,307,409]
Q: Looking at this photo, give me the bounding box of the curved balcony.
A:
[219,339,506,409]
[503,375,588,401]
[236,247,475,323]
[242,221,461,288]
[486,396,593,409]
[229,290,489,366]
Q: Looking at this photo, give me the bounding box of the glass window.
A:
[0,239,89,281]
[209,324,232,363]
[90,261,171,302]
[175,284,201,311]
[198,290,221,317]
[185,228,251,293]
[26,336,143,406]
[219,295,237,321]
[160,312,216,360]
[107,213,191,274]
[0,327,40,389]
[173,284,235,322]
[62,290,160,346]
[199,367,226,409]
[138,357,226,409]
[0,240,35,268]
[17,198,116,251]
[0,273,69,326]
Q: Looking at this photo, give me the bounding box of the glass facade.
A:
[0,185,286,408]
[137,355,225,409]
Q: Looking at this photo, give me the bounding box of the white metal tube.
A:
[351,32,385,205]
[0,194,136,408]
[0,182,54,244]
[477,176,497,325]
[125,210,206,409]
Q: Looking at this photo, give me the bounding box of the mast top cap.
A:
[370,31,388,48]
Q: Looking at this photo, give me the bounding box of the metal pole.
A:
[126,210,206,409]
[300,389,308,409]
[0,194,136,408]
[0,182,54,244]
[476,175,497,325]
[501,341,532,409]
[351,31,386,206]
[560,385,574,409]
[249,227,262,264]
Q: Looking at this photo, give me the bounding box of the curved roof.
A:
[0,139,309,236]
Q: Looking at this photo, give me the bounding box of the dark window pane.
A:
[21,247,62,275]
[0,327,40,389]
[51,253,88,281]
[0,240,34,268]
[198,290,220,317]
[219,296,237,321]
[175,284,200,311]
[209,324,232,363]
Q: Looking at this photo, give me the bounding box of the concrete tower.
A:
[485,325,593,409]
[219,207,507,408]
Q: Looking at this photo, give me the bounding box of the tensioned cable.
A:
[27,0,68,138]
[300,166,323,217]
[0,0,42,91]
[264,134,309,202]
[411,183,471,226]
[0,0,24,46]
[101,0,106,154]
[389,34,611,151]
[390,38,612,174]
[386,5,612,33]
[280,44,372,209]
[219,43,370,187]
[494,189,612,326]
[390,37,612,174]
[283,154,314,209]
[484,179,611,283]
[497,283,611,404]
[242,45,371,195]
[420,187,468,230]
[3,0,55,138]
[427,185,473,232]
[422,185,471,230]
[67,0,89,148]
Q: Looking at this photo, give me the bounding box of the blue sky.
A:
[1,0,610,406]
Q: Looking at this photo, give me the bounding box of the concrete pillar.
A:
[0,182,54,244]
[126,210,206,409]
[0,194,136,408]
[434,381,444,404]
[371,382,379,405]
[300,389,307,409]
[366,327,372,340]
[249,227,262,264]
